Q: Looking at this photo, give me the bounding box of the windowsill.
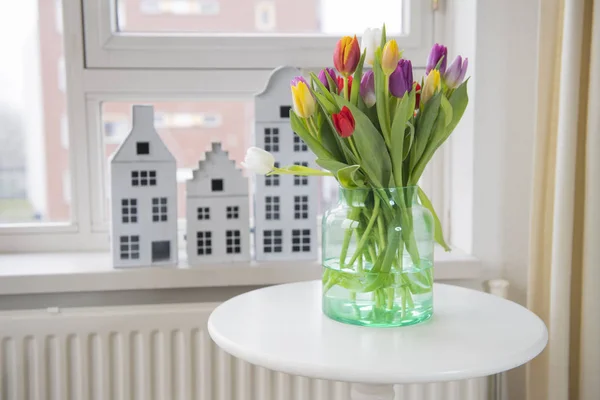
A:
[0,248,481,296]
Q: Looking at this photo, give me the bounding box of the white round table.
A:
[208,281,547,400]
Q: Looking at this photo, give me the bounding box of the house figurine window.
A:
[279,106,292,118]
[263,230,282,253]
[226,206,239,219]
[136,141,150,155]
[197,207,210,220]
[293,162,309,185]
[131,170,157,186]
[293,134,308,152]
[196,231,212,255]
[152,197,168,222]
[294,195,309,219]
[211,178,224,192]
[226,230,241,254]
[120,235,140,259]
[265,196,280,220]
[264,128,279,152]
[121,198,138,223]
[265,162,280,186]
[292,229,311,252]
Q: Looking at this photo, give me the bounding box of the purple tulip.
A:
[360,70,376,107]
[318,68,337,90]
[290,76,308,87]
[444,56,468,88]
[389,59,413,98]
[426,43,448,75]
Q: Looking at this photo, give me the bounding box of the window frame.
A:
[83,0,434,69]
[0,0,450,254]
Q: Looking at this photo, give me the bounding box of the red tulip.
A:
[337,76,353,98]
[332,106,355,138]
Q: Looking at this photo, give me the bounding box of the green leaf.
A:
[313,91,338,115]
[317,118,344,161]
[316,158,349,173]
[350,50,366,106]
[403,121,415,160]
[389,93,413,187]
[337,165,366,188]
[276,165,333,176]
[444,79,469,137]
[313,100,358,165]
[373,56,391,143]
[440,94,453,128]
[418,187,451,251]
[410,82,469,183]
[380,24,387,50]
[290,112,334,161]
[309,72,336,104]
[332,94,392,187]
[412,91,442,168]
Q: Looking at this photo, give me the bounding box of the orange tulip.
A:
[333,36,361,77]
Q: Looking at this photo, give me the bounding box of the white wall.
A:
[448,1,540,399]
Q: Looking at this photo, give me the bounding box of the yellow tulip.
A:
[381,39,401,75]
[291,80,316,118]
[421,69,441,104]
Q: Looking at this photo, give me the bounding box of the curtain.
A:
[527,0,600,399]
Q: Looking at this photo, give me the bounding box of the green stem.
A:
[346,196,380,267]
[376,214,386,249]
[343,76,349,100]
[308,117,320,141]
[339,207,360,267]
[383,76,392,147]
[386,287,394,309]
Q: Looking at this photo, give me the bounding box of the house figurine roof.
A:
[110,105,175,164]
[255,66,301,122]
[187,142,247,197]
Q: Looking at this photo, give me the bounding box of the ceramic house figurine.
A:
[109,105,178,268]
[186,143,250,264]
[253,66,318,261]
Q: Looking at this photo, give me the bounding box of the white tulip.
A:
[361,28,382,65]
[241,147,276,175]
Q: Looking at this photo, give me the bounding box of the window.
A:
[151,240,171,261]
[265,196,280,220]
[197,207,210,220]
[196,231,212,255]
[263,230,282,253]
[226,230,241,254]
[131,170,157,186]
[294,196,308,219]
[152,197,168,222]
[293,134,308,152]
[136,142,150,155]
[3,1,441,254]
[121,198,138,223]
[264,128,279,152]
[0,0,71,225]
[279,106,291,119]
[120,235,140,259]
[211,178,224,192]
[292,229,311,253]
[294,162,309,186]
[265,162,280,187]
[226,206,239,219]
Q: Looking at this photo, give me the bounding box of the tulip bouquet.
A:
[243,26,469,326]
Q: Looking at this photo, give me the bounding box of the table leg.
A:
[487,372,503,400]
[350,384,395,400]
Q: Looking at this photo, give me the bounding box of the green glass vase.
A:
[321,186,434,327]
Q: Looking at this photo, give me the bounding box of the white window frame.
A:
[0,0,450,253]
[83,0,434,69]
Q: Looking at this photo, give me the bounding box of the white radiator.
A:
[0,303,485,400]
